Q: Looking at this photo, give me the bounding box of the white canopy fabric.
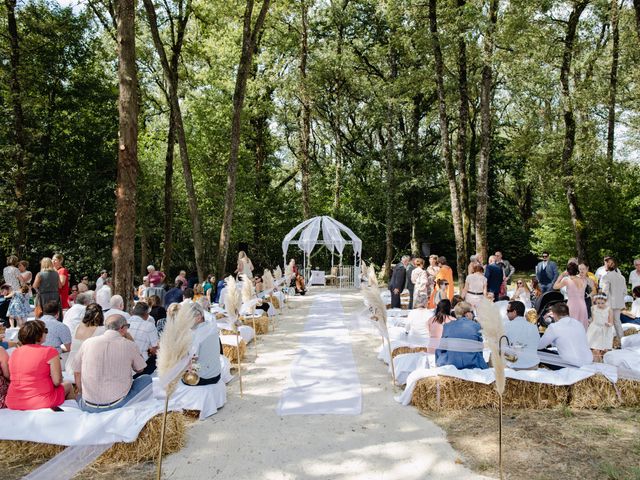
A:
[282,216,362,259]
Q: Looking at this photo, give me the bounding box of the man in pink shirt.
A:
[70,314,151,412]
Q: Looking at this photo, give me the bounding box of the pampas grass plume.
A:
[476,297,506,396]
[263,269,275,290]
[158,303,195,395]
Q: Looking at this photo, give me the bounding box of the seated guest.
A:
[63,291,93,334]
[193,283,205,302]
[620,286,640,326]
[0,284,13,327]
[137,276,150,300]
[0,345,9,408]
[6,320,74,410]
[504,301,540,370]
[71,314,151,412]
[65,304,105,377]
[40,300,72,354]
[96,285,111,311]
[181,302,223,386]
[77,282,89,294]
[69,285,79,303]
[128,302,159,376]
[106,295,130,320]
[254,276,265,294]
[214,278,226,303]
[427,299,455,353]
[164,281,184,308]
[436,301,488,369]
[181,288,195,304]
[537,302,592,368]
[148,295,166,325]
[295,273,307,296]
[407,293,432,342]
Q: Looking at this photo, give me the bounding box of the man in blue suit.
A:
[535,252,559,293]
[484,255,504,300]
[388,256,409,308]
[436,302,488,370]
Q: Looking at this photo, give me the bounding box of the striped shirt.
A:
[128,315,159,361]
[69,330,146,404]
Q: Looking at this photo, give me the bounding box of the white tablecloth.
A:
[310,270,326,285]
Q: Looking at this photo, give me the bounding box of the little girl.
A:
[8,284,31,328]
[587,294,614,362]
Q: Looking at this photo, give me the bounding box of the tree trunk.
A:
[429,0,466,290]
[560,0,589,263]
[455,0,471,263]
[140,227,149,279]
[4,0,28,256]
[606,0,619,165]
[410,217,420,257]
[112,0,139,311]
[143,0,206,281]
[299,0,311,219]
[216,0,271,277]
[161,111,175,273]
[384,125,395,282]
[475,0,498,263]
[634,0,640,40]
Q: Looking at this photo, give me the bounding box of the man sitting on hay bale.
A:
[537,303,592,369]
[504,300,540,370]
[435,301,488,370]
[70,314,152,412]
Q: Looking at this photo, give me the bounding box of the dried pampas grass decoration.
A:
[225,276,242,330]
[241,274,255,304]
[263,269,275,290]
[362,275,395,386]
[477,298,506,396]
[367,263,379,287]
[273,266,282,279]
[157,301,195,396]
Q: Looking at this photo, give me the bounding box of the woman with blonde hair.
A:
[462,263,487,308]
[411,258,433,298]
[511,279,532,309]
[32,257,60,317]
[235,251,254,280]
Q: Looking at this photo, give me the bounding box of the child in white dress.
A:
[587,294,614,362]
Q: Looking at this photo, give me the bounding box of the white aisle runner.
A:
[276,293,362,415]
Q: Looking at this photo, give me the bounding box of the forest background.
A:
[1,0,640,294]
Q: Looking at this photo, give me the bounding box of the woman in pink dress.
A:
[6,320,73,410]
[427,299,456,353]
[553,262,588,330]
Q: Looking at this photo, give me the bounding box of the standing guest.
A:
[427,255,440,278]
[17,260,32,287]
[600,257,626,340]
[594,257,609,284]
[0,345,9,408]
[146,265,166,287]
[495,251,515,297]
[578,263,596,318]
[432,278,449,307]
[389,256,409,309]
[530,278,543,302]
[204,274,216,302]
[467,254,482,275]
[504,301,540,369]
[65,304,105,377]
[535,252,558,293]
[63,291,93,334]
[96,285,112,311]
[553,262,588,330]
[510,280,532,310]
[128,302,159,376]
[537,303,592,368]
[214,278,226,303]
[81,276,90,288]
[175,270,188,291]
[52,254,70,310]
[96,270,108,291]
[411,258,432,299]
[236,251,254,280]
[3,255,21,291]
[462,264,487,308]
[164,281,185,308]
[436,301,488,369]
[427,299,455,353]
[8,284,31,328]
[6,320,74,410]
[32,257,60,316]
[628,259,640,291]
[484,256,504,301]
[587,294,614,362]
[405,257,416,310]
[436,256,455,301]
[71,314,151,413]
[40,301,72,353]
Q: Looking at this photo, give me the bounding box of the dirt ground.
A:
[424,406,640,480]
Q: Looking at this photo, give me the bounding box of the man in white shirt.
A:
[63,291,93,334]
[628,259,640,291]
[538,303,592,368]
[128,302,159,375]
[105,295,131,320]
[96,270,108,291]
[504,301,539,369]
[601,257,626,340]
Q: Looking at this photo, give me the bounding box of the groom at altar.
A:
[389,256,409,308]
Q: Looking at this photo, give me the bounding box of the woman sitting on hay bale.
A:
[427,299,455,353]
[435,302,488,370]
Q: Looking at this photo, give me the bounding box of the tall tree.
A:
[429,0,466,289]
[216,0,271,277]
[606,0,620,165]
[475,0,498,262]
[4,0,28,255]
[112,0,139,309]
[634,0,640,40]
[143,0,206,280]
[299,0,312,219]
[559,0,589,262]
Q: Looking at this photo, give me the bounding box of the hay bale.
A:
[411,376,498,411]
[223,339,247,363]
[268,295,280,310]
[623,329,639,337]
[0,412,186,470]
[241,314,269,335]
[617,379,640,407]
[503,378,569,409]
[569,375,620,409]
[391,346,429,359]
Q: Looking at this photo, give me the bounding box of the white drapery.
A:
[281,216,363,285]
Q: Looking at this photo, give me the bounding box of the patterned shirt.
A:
[40,315,72,353]
[128,315,159,361]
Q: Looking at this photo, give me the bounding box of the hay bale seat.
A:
[240,314,269,335]
[624,329,639,337]
[221,338,247,363]
[267,295,280,310]
[392,346,429,359]
[0,412,185,469]
[411,375,640,412]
